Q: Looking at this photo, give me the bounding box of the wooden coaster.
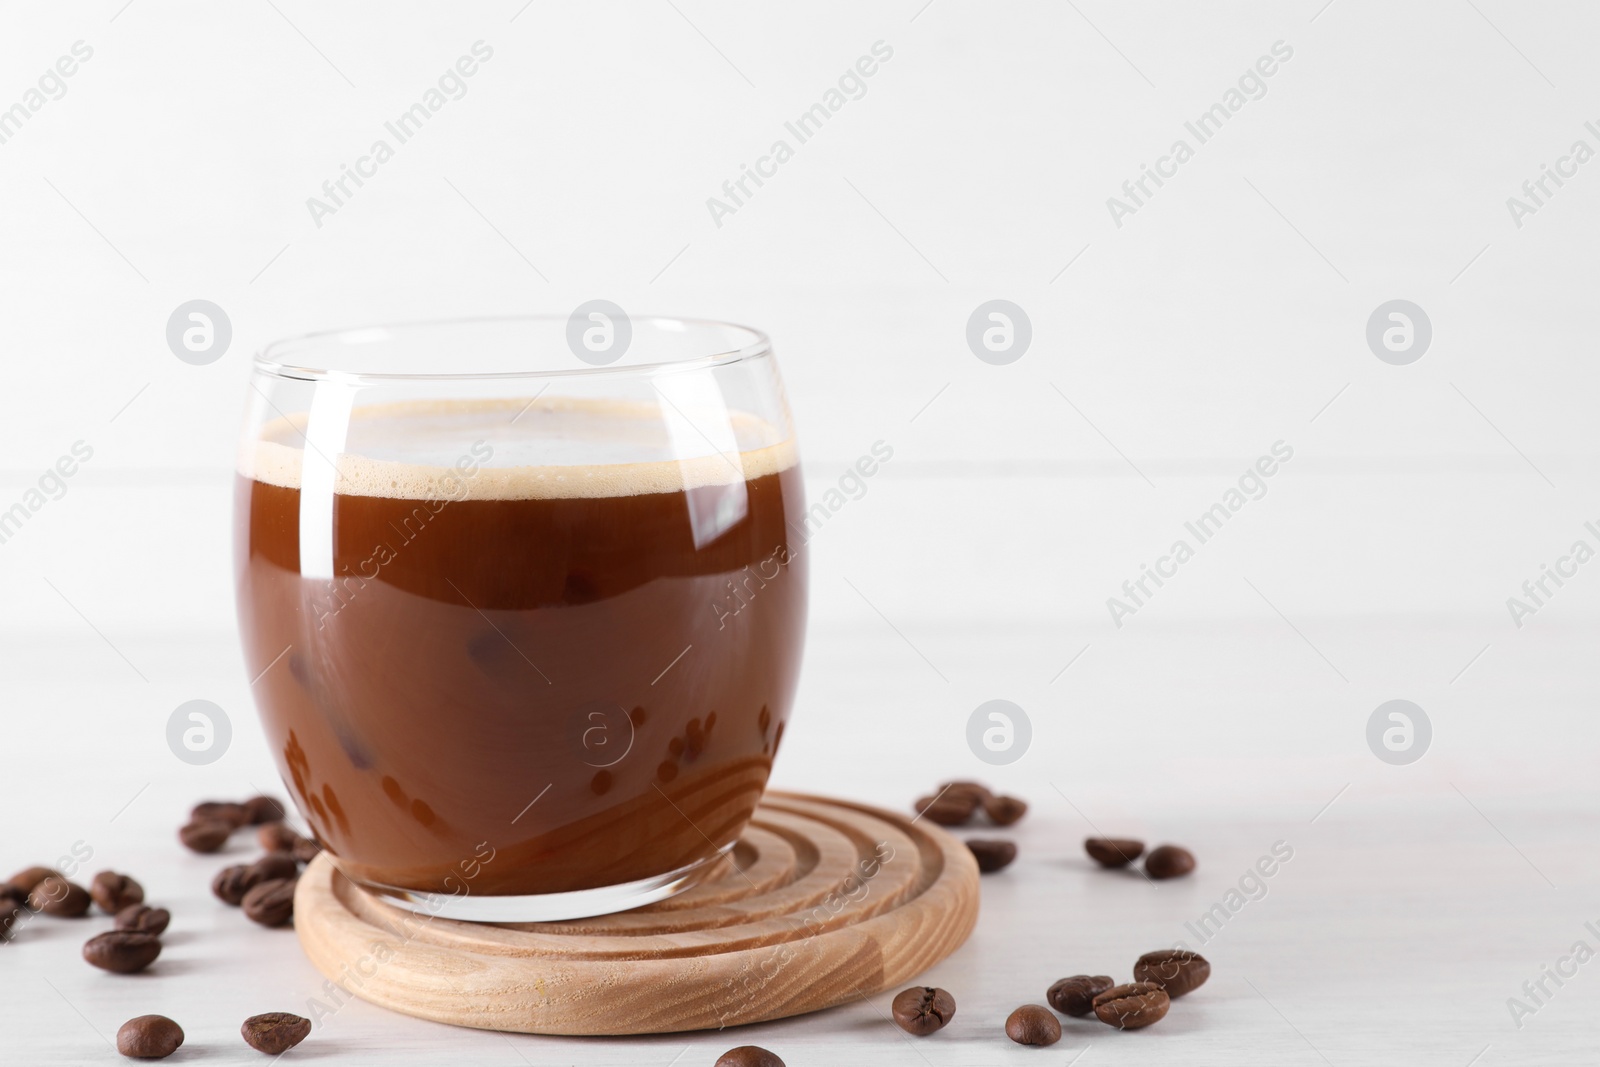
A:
[294,791,980,1035]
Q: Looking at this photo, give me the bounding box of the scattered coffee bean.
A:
[241,1012,311,1054]
[258,823,301,853]
[191,800,250,829]
[212,865,257,907]
[891,986,956,1035]
[29,875,91,917]
[243,795,286,825]
[1005,1004,1061,1046]
[179,819,233,854]
[84,930,162,974]
[982,795,1028,826]
[1084,837,1144,868]
[915,793,977,826]
[1047,974,1114,1016]
[115,904,171,935]
[714,1046,785,1067]
[117,1014,184,1059]
[1144,844,1196,880]
[6,865,57,893]
[1091,981,1170,1030]
[90,871,145,914]
[253,853,300,882]
[965,838,1017,874]
[1133,948,1210,998]
[242,877,297,927]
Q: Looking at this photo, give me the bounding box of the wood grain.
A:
[294,791,980,1035]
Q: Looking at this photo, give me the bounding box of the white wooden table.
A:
[2,621,1595,1066]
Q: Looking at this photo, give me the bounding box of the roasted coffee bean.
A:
[6,865,57,893]
[1005,1004,1061,1046]
[891,986,956,1035]
[915,793,977,826]
[241,1012,311,1054]
[253,853,300,882]
[90,871,145,914]
[257,823,301,853]
[1047,974,1114,1016]
[1084,837,1144,868]
[1134,948,1210,997]
[1092,981,1170,1029]
[84,930,162,974]
[117,1014,184,1059]
[191,800,250,829]
[242,877,297,927]
[179,819,233,854]
[1144,844,1196,880]
[243,795,286,825]
[982,795,1028,826]
[212,865,256,906]
[965,838,1017,874]
[29,875,91,917]
[115,904,171,935]
[714,1046,785,1067]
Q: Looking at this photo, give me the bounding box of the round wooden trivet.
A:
[294,791,980,1035]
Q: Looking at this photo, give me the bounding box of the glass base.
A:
[350,849,729,923]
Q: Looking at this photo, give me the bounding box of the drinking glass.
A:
[234,316,807,921]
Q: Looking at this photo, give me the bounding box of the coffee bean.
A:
[117,1015,184,1059]
[179,819,233,854]
[258,823,301,853]
[84,930,162,974]
[891,986,956,1035]
[1005,1004,1061,1046]
[1144,844,1196,880]
[982,795,1028,826]
[192,800,250,829]
[1134,948,1210,997]
[1084,837,1144,868]
[714,1046,785,1067]
[1091,981,1170,1029]
[6,865,57,893]
[241,1012,311,1054]
[115,904,171,935]
[915,793,976,826]
[212,865,256,906]
[242,877,297,927]
[243,795,286,825]
[90,871,145,914]
[1047,974,1114,1016]
[29,875,91,917]
[965,838,1017,874]
[254,852,300,882]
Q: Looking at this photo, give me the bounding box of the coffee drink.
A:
[237,398,806,902]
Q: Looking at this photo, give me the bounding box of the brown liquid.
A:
[234,416,806,897]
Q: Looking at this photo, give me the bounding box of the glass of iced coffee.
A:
[234,317,807,921]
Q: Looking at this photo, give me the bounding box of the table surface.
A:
[2,622,1596,1067]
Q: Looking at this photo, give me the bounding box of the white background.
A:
[2,2,1598,1064]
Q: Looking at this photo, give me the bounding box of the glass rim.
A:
[253,314,773,384]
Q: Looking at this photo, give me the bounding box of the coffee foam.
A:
[241,396,797,500]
